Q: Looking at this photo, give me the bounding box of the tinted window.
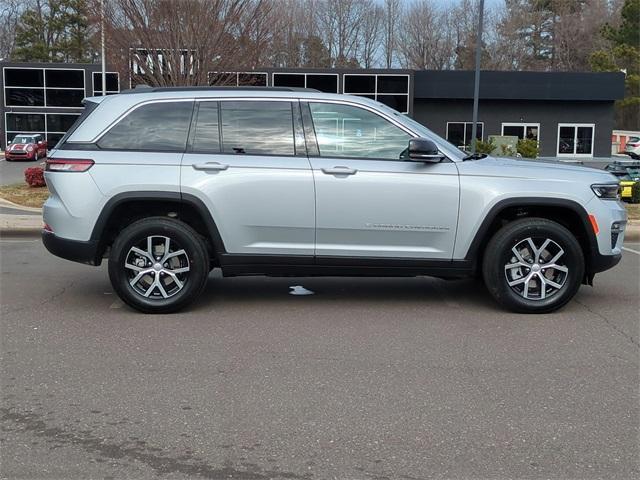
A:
[273,74,305,88]
[309,103,410,160]
[98,101,193,151]
[5,88,44,106]
[47,114,80,132]
[4,68,44,87]
[6,113,45,131]
[221,101,295,156]
[192,102,220,152]
[46,89,84,107]
[45,69,84,88]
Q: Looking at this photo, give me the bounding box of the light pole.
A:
[101,0,106,95]
[470,0,485,154]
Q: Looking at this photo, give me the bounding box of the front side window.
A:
[309,102,410,160]
[220,101,295,156]
[98,101,193,151]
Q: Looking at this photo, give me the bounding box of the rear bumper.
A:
[589,251,622,274]
[42,230,101,266]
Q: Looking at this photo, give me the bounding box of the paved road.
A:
[1,238,638,479]
[0,156,42,186]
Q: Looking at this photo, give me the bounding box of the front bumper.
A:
[5,152,36,160]
[42,230,101,266]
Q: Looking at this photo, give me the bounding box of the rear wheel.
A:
[108,217,210,313]
[482,218,584,313]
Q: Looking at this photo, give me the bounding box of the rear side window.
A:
[98,101,193,151]
[192,101,220,152]
[220,101,294,156]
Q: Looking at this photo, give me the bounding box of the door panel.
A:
[306,101,460,259]
[181,99,315,256]
[310,157,459,258]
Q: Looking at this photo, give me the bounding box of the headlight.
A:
[26,145,34,152]
[591,183,620,200]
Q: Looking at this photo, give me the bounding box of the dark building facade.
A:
[1,62,624,158]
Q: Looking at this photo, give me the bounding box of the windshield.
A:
[10,135,36,144]
[372,101,466,161]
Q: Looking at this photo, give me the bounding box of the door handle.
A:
[193,162,229,171]
[321,166,357,176]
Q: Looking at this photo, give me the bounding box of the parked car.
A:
[605,161,640,202]
[42,87,626,314]
[5,134,47,161]
[623,136,640,159]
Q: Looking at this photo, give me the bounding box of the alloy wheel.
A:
[124,235,190,299]
[504,237,568,301]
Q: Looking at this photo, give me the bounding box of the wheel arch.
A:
[90,191,226,262]
[465,197,597,277]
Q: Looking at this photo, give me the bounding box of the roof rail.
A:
[121,85,319,94]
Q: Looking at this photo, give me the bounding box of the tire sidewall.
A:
[108,218,209,313]
[484,220,585,313]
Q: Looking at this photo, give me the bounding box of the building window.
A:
[272,73,338,93]
[92,72,120,96]
[446,122,484,149]
[3,67,85,108]
[4,112,80,147]
[220,100,295,156]
[208,71,268,87]
[501,123,540,142]
[557,124,594,156]
[343,74,409,114]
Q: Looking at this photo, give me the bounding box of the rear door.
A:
[180,99,315,256]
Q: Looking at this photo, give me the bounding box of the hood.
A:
[464,156,619,183]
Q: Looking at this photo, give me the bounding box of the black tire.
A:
[482,217,584,313]
[108,217,210,313]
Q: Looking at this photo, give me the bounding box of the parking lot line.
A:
[622,246,640,255]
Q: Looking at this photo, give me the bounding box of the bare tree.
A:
[398,0,455,70]
[96,0,269,87]
[358,1,383,68]
[0,0,30,59]
[317,0,370,67]
[383,0,400,68]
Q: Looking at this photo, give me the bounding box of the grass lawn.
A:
[0,181,639,221]
[0,183,49,209]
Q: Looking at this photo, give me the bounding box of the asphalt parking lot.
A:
[1,236,638,479]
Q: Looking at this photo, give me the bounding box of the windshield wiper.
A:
[462,153,488,161]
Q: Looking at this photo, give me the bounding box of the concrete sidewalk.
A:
[0,198,42,235]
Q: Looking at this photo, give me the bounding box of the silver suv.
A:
[42,87,626,314]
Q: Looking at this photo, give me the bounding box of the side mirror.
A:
[407,138,444,163]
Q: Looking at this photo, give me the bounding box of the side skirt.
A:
[218,254,475,278]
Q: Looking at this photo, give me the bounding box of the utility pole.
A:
[470,0,484,154]
[101,0,106,96]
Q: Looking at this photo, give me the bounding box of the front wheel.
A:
[482,218,584,313]
[108,217,210,313]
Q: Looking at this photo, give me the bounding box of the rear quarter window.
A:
[98,101,193,152]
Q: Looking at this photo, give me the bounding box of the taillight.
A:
[45,158,94,172]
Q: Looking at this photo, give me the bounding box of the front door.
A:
[181,99,315,256]
[305,101,459,260]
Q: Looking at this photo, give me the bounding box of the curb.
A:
[0,228,42,238]
[0,197,43,213]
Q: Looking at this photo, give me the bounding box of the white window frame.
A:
[92,71,120,96]
[342,73,410,114]
[501,122,541,143]
[446,121,485,148]
[5,111,81,147]
[3,67,85,109]
[557,123,595,157]
[272,72,339,93]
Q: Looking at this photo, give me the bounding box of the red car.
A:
[5,134,47,161]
